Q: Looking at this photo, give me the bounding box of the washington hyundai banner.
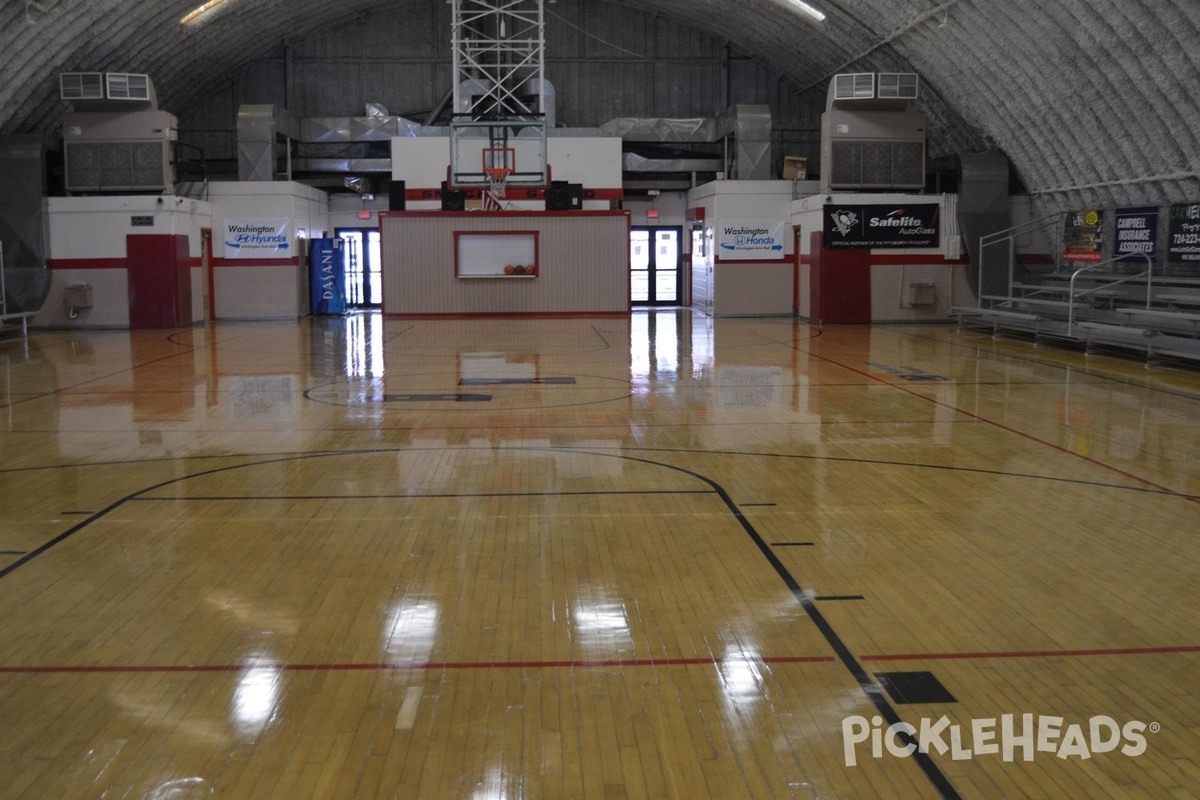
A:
[824,204,940,249]
[223,218,292,259]
[717,219,787,260]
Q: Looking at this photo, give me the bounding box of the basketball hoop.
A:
[482,147,515,211]
[484,166,511,198]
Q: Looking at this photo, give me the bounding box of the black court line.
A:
[61,511,94,515]
[0,551,28,555]
[383,393,492,402]
[0,444,960,797]
[582,450,961,799]
[2,444,1196,503]
[590,324,611,350]
[772,542,815,547]
[130,489,714,502]
[814,595,865,601]
[899,328,1200,403]
[459,377,577,385]
[740,502,777,507]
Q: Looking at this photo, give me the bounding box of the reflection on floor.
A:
[1,311,1198,799]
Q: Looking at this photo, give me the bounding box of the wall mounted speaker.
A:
[441,181,466,211]
[388,180,406,211]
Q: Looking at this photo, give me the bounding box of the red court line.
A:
[0,655,834,675]
[861,645,1200,662]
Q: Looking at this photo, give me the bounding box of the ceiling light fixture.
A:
[180,0,228,26]
[784,0,826,22]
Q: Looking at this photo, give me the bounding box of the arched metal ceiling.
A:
[2,0,1197,210]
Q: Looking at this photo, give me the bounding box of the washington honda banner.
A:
[717,219,787,259]
[824,204,940,249]
[309,238,346,315]
[223,218,292,259]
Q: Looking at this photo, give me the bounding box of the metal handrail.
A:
[1066,253,1153,336]
[976,213,1063,308]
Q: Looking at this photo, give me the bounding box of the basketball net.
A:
[483,167,510,211]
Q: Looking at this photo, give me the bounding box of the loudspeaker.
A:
[388,181,406,211]
[441,181,466,211]
[546,181,582,211]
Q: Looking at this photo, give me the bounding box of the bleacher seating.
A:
[953,267,1200,364]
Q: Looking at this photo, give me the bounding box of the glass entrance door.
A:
[630,226,681,305]
[335,228,383,308]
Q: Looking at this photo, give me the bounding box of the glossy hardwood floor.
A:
[0,311,1197,799]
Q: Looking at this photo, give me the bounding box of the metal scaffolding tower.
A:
[448,0,548,190]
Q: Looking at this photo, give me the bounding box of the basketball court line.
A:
[898,327,1200,403]
[757,332,1200,505]
[0,444,963,796]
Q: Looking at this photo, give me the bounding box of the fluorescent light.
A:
[180,0,228,25]
[785,0,826,21]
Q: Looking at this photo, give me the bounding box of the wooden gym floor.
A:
[0,311,1197,799]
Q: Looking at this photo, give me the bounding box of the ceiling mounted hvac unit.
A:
[105,73,151,101]
[833,73,876,100]
[60,73,105,101]
[877,73,919,100]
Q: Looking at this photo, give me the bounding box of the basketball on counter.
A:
[504,265,515,275]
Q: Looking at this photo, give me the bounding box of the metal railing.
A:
[976,213,1063,306]
[1066,253,1153,336]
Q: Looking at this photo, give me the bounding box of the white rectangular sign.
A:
[717,219,787,260]
[222,218,292,259]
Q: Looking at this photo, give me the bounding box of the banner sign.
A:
[1114,207,1158,261]
[824,204,940,249]
[1167,203,1200,263]
[309,238,346,315]
[1063,210,1104,264]
[717,219,787,260]
[223,218,292,259]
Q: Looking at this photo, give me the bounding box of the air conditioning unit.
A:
[877,73,919,100]
[833,73,876,100]
[59,72,175,193]
[60,73,105,101]
[821,72,926,191]
[105,73,151,101]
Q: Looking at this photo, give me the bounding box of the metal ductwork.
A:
[599,117,717,142]
[952,151,1014,299]
[600,106,772,180]
[716,105,772,180]
[237,104,300,181]
[0,135,54,314]
[301,115,423,143]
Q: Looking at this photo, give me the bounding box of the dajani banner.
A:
[717,219,787,260]
[824,204,940,249]
[223,218,292,259]
[1167,203,1200,263]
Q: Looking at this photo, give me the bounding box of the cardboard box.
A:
[783,156,808,180]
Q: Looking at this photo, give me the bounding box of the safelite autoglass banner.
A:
[823,204,940,249]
